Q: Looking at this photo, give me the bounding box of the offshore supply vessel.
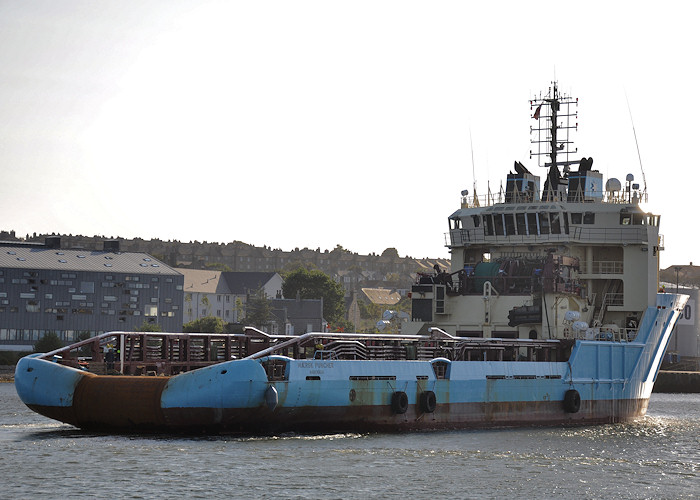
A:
[15,83,688,433]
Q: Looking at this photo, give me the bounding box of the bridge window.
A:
[527,213,538,235]
[484,215,494,236]
[539,213,550,234]
[505,214,516,235]
[494,214,505,236]
[550,212,561,234]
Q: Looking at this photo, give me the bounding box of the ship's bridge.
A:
[447,201,658,249]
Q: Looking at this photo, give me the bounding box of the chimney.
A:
[44,236,61,249]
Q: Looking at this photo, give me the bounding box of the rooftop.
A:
[0,245,180,275]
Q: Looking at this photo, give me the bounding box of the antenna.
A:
[624,90,648,199]
[470,129,477,204]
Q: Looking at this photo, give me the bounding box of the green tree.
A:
[76,331,93,357]
[33,332,63,353]
[201,295,211,316]
[183,316,224,333]
[246,287,274,330]
[234,297,244,323]
[282,268,345,323]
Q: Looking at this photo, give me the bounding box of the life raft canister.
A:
[419,390,437,413]
[391,391,409,414]
[563,389,581,413]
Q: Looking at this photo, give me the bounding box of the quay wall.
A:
[654,371,700,393]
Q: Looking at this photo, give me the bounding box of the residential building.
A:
[181,269,231,323]
[180,270,283,324]
[0,238,183,351]
[270,297,324,335]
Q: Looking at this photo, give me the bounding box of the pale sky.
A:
[1,1,697,267]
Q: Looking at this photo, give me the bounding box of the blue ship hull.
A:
[14,293,686,434]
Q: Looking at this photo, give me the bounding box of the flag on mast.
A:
[533,104,542,120]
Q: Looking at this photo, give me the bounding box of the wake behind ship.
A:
[15,82,688,434]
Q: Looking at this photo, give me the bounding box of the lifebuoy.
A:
[563,389,581,413]
[391,391,409,414]
[419,391,437,413]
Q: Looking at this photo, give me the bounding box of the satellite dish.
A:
[461,189,469,196]
[605,178,622,192]
[564,311,581,322]
[626,173,635,182]
[572,321,589,332]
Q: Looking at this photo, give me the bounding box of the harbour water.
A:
[1,383,697,499]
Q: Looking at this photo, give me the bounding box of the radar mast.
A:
[530,82,579,201]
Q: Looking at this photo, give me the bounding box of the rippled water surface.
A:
[1,383,698,499]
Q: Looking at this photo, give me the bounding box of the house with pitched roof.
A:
[180,270,283,324]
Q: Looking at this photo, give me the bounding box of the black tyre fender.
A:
[563,389,581,413]
[391,391,409,414]
[419,390,437,413]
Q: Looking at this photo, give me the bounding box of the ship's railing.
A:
[447,226,648,247]
[571,226,648,244]
[447,229,572,247]
[251,330,574,363]
[602,292,624,307]
[604,190,648,204]
[579,260,624,275]
[40,327,646,374]
[460,192,506,208]
[562,326,638,342]
[459,188,648,207]
[36,329,295,376]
